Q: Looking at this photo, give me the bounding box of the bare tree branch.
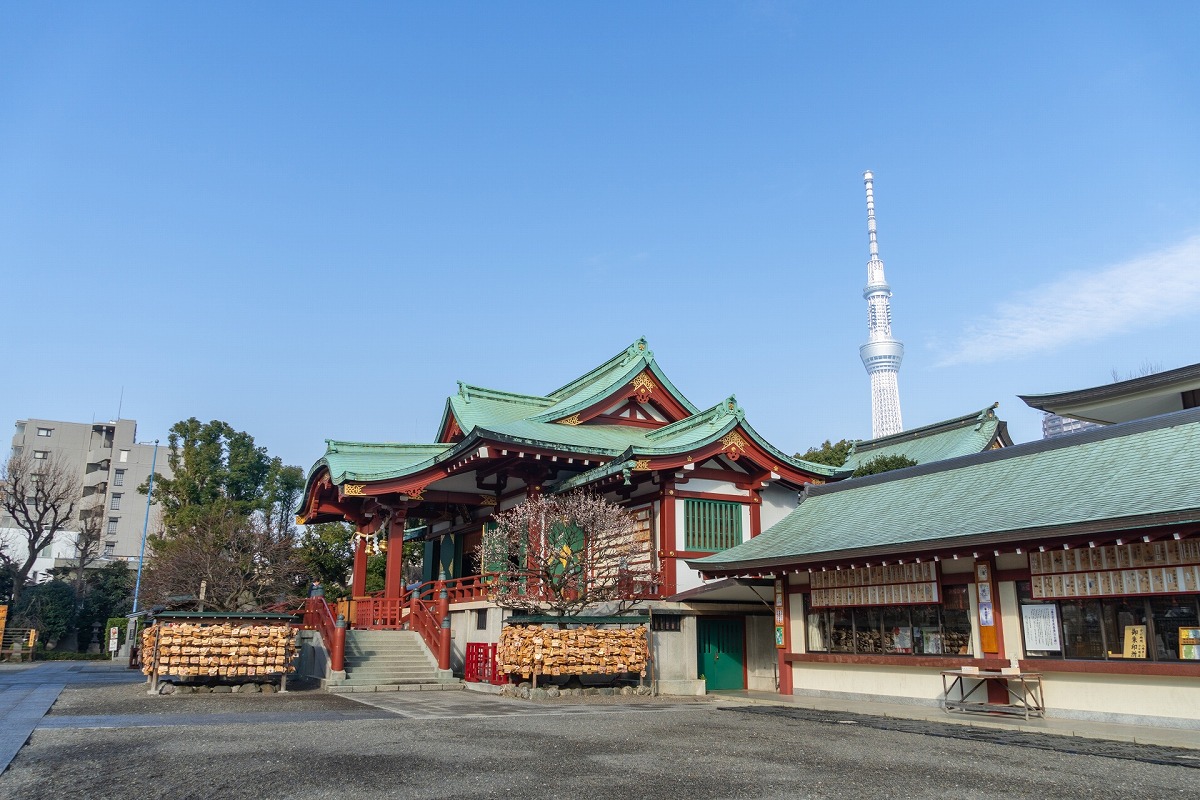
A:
[138,509,302,612]
[479,491,659,621]
[1,451,80,603]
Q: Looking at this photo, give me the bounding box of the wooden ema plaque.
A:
[1029,540,1200,599]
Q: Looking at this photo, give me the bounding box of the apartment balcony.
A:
[82,482,108,499]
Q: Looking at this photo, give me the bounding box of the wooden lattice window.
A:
[684,499,742,552]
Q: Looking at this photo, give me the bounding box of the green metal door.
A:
[697,617,745,691]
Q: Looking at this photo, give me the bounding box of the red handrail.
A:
[306,597,345,673]
[408,595,442,662]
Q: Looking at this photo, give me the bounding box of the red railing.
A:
[352,575,488,630]
[305,596,345,673]
[464,642,509,685]
[354,597,408,629]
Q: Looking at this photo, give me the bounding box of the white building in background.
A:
[1040,412,1102,439]
[858,171,905,438]
[3,418,170,583]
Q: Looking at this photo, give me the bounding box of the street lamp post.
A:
[132,439,159,613]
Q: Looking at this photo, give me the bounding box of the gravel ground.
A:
[3,696,1196,800]
[45,680,359,717]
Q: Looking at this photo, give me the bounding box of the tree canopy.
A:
[797,439,853,467]
[851,453,918,477]
[137,418,305,611]
[143,418,302,534]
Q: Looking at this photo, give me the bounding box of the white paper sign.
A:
[1021,604,1061,651]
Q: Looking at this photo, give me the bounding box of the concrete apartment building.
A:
[3,418,170,582]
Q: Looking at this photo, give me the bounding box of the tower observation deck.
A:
[859,171,904,438]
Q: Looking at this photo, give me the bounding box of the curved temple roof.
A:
[842,403,1011,471]
[690,407,1200,573]
[299,339,839,519]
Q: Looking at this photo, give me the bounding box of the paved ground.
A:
[2,663,1199,799]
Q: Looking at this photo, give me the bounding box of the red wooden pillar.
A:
[436,576,451,671]
[749,490,762,537]
[384,510,408,599]
[777,580,793,695]
[660,480,677,597]
[351,533,368,597]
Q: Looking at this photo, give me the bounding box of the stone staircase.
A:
[326,629,462,693]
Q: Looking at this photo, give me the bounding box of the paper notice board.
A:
[1021,604,1061,651]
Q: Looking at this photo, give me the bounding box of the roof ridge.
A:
[546,338,653,400]
[325,440,453,453]
[815,404,1200,498]
[645,395,742,441]
[454,382,555,407]
[852,403,999,452]
[1020,362,1200,408]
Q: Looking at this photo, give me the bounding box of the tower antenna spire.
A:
[859,171,904,438]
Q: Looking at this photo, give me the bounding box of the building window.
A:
[113,469,125,487]
[110,493,122,510]
[475,609,488,630]
[1017,581,1200,662]
[806,585,974,656]
[37,427,52,437]
[651,613,683,632]
[107,518,119,535]
[103,542,116,557]
[33,450,48,460]
[684,499,742,552]
[119,450,130,463]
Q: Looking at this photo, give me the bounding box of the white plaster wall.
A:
[998,580,1023,661]
[651,614,697,682]
[790,662,1200,727]
[681,479,748,497]
[792,663,957,705]
[759,484,799,531]
[1034,673,1200,727]
[788,591,807,654]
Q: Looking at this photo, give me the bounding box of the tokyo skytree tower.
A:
[858,171,904,438]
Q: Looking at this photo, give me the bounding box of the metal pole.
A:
[132,439,159,613]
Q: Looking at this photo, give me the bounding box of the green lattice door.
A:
[697,617,745,691]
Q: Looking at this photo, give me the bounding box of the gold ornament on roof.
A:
[631,372,657,403]
[720,431,749,460]
[343,484,366,496]
[405,487,425,501]
[634,459,651,471]
[556,414,582,426]
[479,495,498,506]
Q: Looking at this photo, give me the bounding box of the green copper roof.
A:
[529,338,700,423]
[691,408,1200,571]
[303,338,834,499]
[444,384,555,435]
[842,404,1010,471]
[311,441,455,484]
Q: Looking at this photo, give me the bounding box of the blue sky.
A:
[3,3,1198,470]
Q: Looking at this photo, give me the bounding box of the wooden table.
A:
[941,670,1045,720]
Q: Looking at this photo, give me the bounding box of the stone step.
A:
[344,671,441,682]
[326,682,464,693]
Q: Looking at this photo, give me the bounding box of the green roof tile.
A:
[313,441,456,484]
[692,408,1200,571]
[843,404,1010,470]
